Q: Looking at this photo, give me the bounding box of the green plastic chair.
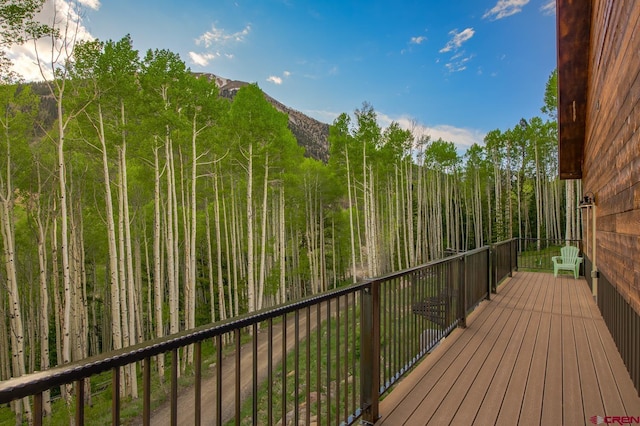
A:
[552,246,583,279]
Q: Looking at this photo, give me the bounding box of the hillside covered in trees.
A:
[1,13,579,420]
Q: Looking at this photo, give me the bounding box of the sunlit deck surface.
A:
[378,271,640,425]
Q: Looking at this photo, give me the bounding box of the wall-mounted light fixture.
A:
[578,191,596,207]
[578,191,598,299]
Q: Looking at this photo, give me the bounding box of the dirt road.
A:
[145,301,336,425]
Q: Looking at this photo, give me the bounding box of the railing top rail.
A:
[370,245,490,283]
[0,279,371,403]
[492,238,518,247]
[518,238,581,243]
[0,244,496,404]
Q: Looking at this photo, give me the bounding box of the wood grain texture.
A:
[572,0,640,312]
[377,272,640,425]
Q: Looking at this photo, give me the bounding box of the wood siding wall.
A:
[582,0,640,314]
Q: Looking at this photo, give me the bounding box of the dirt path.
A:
[142,300,336,425]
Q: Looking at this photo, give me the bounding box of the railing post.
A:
[508,239,513,277]
[361,281,380,424]
[34,393,43,426]
[487,246,496,300]
[457,256,467,329]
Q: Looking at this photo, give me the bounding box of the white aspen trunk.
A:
[0,193,30,423]
[319,198,327,291]
[134,238,144,344]
[144,234,152,339]
[506,142,513,239]
[95,105,123,355]
[475,171,483,247]
[116,153,133,397]
[535,142,542,249]
[305,177,316,293]
[51,214,62,365]
[246,144,256,313]
[331,215,337,288]
[493,153,503,243]
[222,193,237,318]
[368,166,378,276]
[517,172,522,239]
[189,119,198,336]
[403,162,412,267]
[120,144,138,398]
[279,185,286,302]
[386,176,396,272]
[575,180,582,241]
[35,191,52,415]
[165,140,178,335]
[566,180,573,241]
[178,149,192,368]
[117,155,130,352]
[170,147,180,328]
[257,153,269,310]
[415,162,424,264]
[555,179,563,240]
[56,87,72,381]
[363,147,374,278]
[164,138,181,377]
[213,173,227,323]
[152,147,165,378]
[444,174,451,250]
[435,172,444,258]
[205,202,216,322]
[394,165,403,270]
[72,203,92,405]
[226,186,240,317]
[0,117,31,422]
[345,148,357,283]
[0,287,10,382]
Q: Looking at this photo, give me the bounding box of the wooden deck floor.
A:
[378,271,640,425]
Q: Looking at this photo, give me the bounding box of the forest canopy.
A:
[0,8,577,420]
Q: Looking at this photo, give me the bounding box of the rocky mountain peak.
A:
[195,72,330,162]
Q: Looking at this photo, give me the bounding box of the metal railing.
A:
[493,239,518,291]
[597,272,640,396]
[0,244,510,425]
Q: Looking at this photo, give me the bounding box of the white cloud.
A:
[195,24,251,48]
[78,0,101,10]
[189,24,249,67]
[266,70,292,85]
[439,28,475,53]
[444,51,474,73]
[5,0,96,81]
[540,0,556,16]
[410,36,427,45]
[483,0,530,20]
[377,113,486,152]
[189,51,218,67]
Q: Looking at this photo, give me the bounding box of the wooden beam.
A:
[556,0,592,179]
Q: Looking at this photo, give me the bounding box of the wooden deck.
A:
[378,271,640,425]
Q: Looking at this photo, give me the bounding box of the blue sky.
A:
[11,0,557,151]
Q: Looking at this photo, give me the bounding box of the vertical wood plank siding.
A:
[572,0,640,395]
[582,0,640,316]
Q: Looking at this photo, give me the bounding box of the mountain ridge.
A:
[194,73,330,163]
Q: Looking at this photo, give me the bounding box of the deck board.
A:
[378,272,640,425]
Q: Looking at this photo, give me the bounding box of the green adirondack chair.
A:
[552,246,583,279]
